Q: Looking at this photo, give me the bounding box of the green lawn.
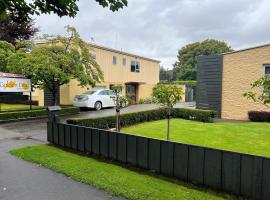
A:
[10,145,237,200]
[122,119,270,157]
[0,103,42,111]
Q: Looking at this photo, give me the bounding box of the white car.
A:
[73,89,125,110]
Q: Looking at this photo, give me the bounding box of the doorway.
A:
[125,84,137,104]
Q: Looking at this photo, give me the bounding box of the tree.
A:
[0,40,15,71]
[7,26,103,105]
[174,39,232,80]
[159,66,174,82]
[0,15,38,46]
[111,85,128,132]
[152,84,182,140]
[243,75,270,108]
[1,0,128,23]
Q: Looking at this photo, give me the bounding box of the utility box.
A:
[47,106,61,122]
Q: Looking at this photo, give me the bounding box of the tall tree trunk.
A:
[167,111,170,140]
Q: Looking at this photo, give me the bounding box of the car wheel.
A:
[94,101,102,111]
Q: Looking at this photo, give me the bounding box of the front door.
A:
[126,84,136,104]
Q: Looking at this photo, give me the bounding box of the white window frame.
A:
[131,60,140,73]
[263,64,270,75]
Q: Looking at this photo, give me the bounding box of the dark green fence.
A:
[48,122,270,200]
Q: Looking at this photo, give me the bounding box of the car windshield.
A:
[82,91,96,95]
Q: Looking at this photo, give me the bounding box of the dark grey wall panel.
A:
[77,127,85,152]
[53,123,59,144]
[196,55,223,117]
[127,135,137,165]
[241,156,263,199]
[109,132,117,159]
[92,129,100,155]
[188,146,204,184]
[71,126,77,150]
[204,149,222,189]
[137,137,148,169]
[222,152,241,194]
[117,134,127,163]
[64,125,71,148]
[174,144,188,181]
[85,128,92,153]
[149,140,161,172]
[161,142,174,176]
[100,130,109,157]
[262,159,270,200]
[47,122,53,142]
[58,124,65,147]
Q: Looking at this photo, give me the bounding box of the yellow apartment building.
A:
[197,44,270,120]
[32,43,160,106]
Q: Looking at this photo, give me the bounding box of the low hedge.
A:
[0,107,80,121]
[67,108,216,129]
[248,111,270,122]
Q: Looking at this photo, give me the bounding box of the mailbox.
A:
[47,106,61,122]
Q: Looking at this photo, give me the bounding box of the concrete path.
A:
[63,102,195,120]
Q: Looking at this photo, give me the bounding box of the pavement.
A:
[0,102,195,200]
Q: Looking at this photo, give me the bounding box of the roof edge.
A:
[89,43,160,63]
[222,43,270,55]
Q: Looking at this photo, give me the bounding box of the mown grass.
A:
[10,145,239,200]
[122,119,270,157]
[0,103,42,111]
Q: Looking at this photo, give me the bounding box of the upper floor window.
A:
[113,56,117,65]
[91,53,96,60]
[131,61,140,73]
[263,65,270,74]
[123,58,126,66]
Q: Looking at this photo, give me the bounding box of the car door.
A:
[98,90,113,107]
[108,90,115,106]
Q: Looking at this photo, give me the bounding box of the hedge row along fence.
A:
[67,108,216,129]
[0,107,80,121]
[48,122,270,200]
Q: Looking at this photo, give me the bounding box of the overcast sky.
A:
[34,0,270,68]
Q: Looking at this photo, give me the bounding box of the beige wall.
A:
[221,45,270,120]
[91,45,160,85]
[56,45,160,105]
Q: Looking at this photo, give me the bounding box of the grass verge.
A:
[122,119,270,157]
[10,145,238,200]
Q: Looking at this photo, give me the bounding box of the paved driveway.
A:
[0,102,194,200]
[63,102,195,120]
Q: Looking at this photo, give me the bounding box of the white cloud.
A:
[34,0,270,68]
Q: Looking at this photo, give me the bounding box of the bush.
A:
[248,111,270,122]
[138,97,153,104]
[67,108,216,129]
[0,106,80,121]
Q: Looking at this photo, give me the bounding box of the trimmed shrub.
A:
[67,108,216,129]
[0,107,80,121]
[248,111,270,122]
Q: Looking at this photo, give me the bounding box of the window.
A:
[98,90,109,95]
[113,56,117,65]
[123,58,126,66]
[131,61,140,73]
[264,65,270,74]
[91,53,96,60]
